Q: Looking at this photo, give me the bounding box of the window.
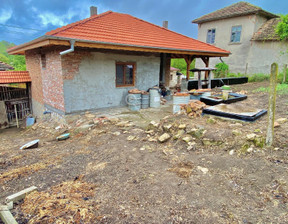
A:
[230,26,242,43]
[206,28,216,44]
[41,54,46,69]
[116,62,135,87]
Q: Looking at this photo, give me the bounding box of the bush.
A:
[248,73,270,82]
[213,62,229,78]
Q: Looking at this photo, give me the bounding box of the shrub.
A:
[213,62,229,78]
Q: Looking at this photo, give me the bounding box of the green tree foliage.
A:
[171,58,195,77]
[276,14,288,40]
[0,40,26,70]
[213,62,229,78]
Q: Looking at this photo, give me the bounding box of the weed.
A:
[253,84,288,95]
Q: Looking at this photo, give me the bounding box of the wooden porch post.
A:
[184,56,195,81]
[201,56,210,79]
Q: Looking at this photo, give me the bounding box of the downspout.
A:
[60,40,75,55]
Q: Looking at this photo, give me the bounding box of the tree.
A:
[276,14,288,40]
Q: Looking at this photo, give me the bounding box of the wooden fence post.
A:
[266,63,278,146]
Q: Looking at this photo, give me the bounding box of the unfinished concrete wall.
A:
[25,49,45,117]
[63,51,160,113]
[247,41,288,74]
[195,15,268,74]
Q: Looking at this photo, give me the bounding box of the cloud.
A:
[0,8,12,23]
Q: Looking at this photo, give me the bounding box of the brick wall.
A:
[61,51,91,80]
[42,48,65,112]
[25,49,43,104]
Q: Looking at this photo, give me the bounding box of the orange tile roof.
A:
[0,71,31,84]
[45,11,229,55]
[192,2,277,24]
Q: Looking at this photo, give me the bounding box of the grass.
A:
[253,83,288,95]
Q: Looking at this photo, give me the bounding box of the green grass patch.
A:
[253,83,288,94]
[248,73,270,82]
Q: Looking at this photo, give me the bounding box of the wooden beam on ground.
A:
[0,205,18,224]
[5,186,37,205]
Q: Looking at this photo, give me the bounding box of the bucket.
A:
[126,93,141,111]
[150,88,161,108]
[222,90,232,100]
[141,94,150,109]
[173,94,190,114]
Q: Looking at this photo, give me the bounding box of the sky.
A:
[0,0,288,45]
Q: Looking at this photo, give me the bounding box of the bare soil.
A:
[1,81,288,223]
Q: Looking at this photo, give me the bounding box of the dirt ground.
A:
[1,81,288,223]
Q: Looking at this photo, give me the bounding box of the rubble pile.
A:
[180,100,206,117]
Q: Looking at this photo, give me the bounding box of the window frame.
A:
[206,28,216,44]
[41,54,46,69]
[115,62,136,87]
[230,25,242,43]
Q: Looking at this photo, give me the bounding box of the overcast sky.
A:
[0,0,287,45]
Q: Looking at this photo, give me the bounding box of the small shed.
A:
[0,71,32,128]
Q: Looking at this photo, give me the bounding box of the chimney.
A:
[90,6,97,17]
[162,21,168,29]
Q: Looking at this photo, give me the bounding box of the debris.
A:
[182,136,193,143]
[247,147,253,153]
[0,205,17,224]
[178,124,186,129]
[21,179,97,224]
[246,133,257,141]
[56,133,70,141]
[173,129,185,140]
[187,141,196,151]
[158,133,171,143]
[232,129,242,136]
[276,118,287,124]
[229,150,235,155]
[206,117,216,124]
[20,139,39,150]
[113,131,121,136]
[127,135,137,141]
[148,121,159,130]
[163,124,173,131]
[128,88,142,94]
[274,121,280,128]
[168,162,194,178]
[6,186,38,208]
[197,166,209,174]
[180,100,206,117]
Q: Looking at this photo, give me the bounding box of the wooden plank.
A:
[6,186,37,204]
[0,205,18,224]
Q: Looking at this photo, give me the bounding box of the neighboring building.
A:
[0,71,31,128]
[192,1,287,75]
[0,61,14,71]
[169,67,181,87]
[8,7,229,117]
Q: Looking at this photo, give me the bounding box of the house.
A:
[0,71,31,128]
[0,61,14,71]
[8,7,229,117]
[169,67,181,87]
[192,1,287,75]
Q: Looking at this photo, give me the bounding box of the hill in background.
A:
[0,40,26,71]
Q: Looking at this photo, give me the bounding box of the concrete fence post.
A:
[283,64,287,83]
[266,63,278,146]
